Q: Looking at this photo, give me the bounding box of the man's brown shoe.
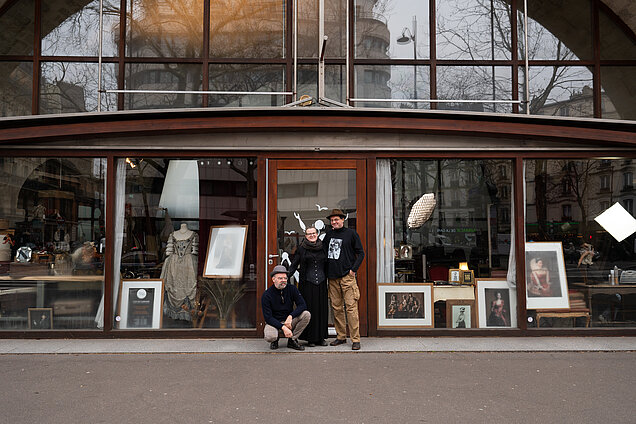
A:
[352,342,361,350]
[330,338,346,346]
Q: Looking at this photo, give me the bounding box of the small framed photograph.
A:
[448,269,461,283]
[476,279,517,328]
[461,270,475,285]
[118,279,164,329]
[399,244,413,259]
[28,308,53,329]
[378,283,433,328]
[525,242,570,309]
[446,300,476,329]
[203,225,248,278]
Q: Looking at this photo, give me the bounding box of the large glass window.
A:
[525,159,636,328]
[377,159,513,329]
[601,67,636,120]
[0,62,32,117]
[296,65,346,103]
[124,63,202,110]
[210,0,285,59]
[126,0,204,58]
[354,65,430,108]
[520,66,594,117]
[0,0,635,118]
[208,64,285,107]
[0,0,35,56]
[517,0,591,61]
[114,157,257,330]
[436,0,511,60]
[0,157,106,330]
[41,0,120,57]
[40,62,118,114]
[437,66,512,113]
[599,9,636,60]
[355,0,429,60]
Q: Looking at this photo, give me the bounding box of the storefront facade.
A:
[1,0,635,337]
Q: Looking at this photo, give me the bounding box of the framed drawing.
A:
[448,269,461,283]
[461,270,475,285]
[28,308,53,329]
[525,242,570,309]
[476,279,517,328]
[378,283,433,328]
[446,300,475,329]
[203,225,248,278]
[118,279,164,329]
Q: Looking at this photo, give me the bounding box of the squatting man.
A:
[261,264,310,350]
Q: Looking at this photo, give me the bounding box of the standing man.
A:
[262,264,311,351]
[323,209,365,350]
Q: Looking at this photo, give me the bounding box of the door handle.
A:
[268,254,280,259]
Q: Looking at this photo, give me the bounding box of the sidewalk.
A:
[1,336,635,354]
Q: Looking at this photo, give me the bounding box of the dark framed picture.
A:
[525,242,569,309]
[203,225,248,278]
[446,300,476,329]
[28,308,53,329]
[476,279,517,328]
[118,279,164,329]
[461,270,474,285]
[378,283,433,328]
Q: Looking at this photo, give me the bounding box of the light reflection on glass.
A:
[210,0,285,58]
[126,0,204,58]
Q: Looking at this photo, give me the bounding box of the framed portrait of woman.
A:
[476,279,517,328]
[525,242,570,309]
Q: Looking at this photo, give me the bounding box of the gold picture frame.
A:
[460,270,475,285]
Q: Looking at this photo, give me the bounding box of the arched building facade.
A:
[0,0,635,337]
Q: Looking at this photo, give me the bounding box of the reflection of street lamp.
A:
[397,16,417,107]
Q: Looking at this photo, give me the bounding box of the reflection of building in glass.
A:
[354,0,391,105]
[537,86,620,119]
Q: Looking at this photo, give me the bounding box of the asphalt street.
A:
[1,351,634,424]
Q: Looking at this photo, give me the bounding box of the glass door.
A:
[267,159,367,335]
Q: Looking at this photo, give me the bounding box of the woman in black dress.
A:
[288,226,328,347]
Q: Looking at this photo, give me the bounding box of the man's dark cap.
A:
[270,264,288,278]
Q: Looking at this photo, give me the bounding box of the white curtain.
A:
[376,160,395,283]
[507,162,525,288]
[94,159,127,328]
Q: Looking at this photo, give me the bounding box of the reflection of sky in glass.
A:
[355,0,429,59]
[521,66,593,116]
[41,0,119,57]
[436,0,511,60]
[383,0,429,59]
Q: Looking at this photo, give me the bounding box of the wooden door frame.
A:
[264,158,368,337]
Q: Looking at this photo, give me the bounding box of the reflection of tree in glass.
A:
[434,0,590,115]
[530,160,599,242]
[127,0,203,57]
[40,62,118,113]
[210,0,284,58]
[41,0,120,57]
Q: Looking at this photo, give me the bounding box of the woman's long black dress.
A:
[288,243,328,344]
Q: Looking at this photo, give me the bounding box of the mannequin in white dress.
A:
[160,223,199,321]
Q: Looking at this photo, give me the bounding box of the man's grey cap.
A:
[270,265,288,278]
